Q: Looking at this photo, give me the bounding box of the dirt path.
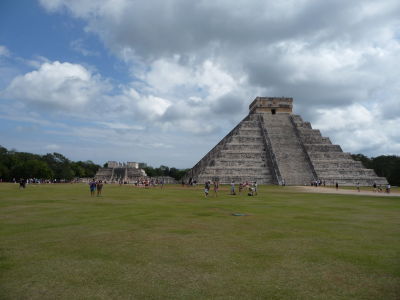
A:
[294,186,400,197]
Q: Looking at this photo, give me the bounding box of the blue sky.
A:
[1,0,399,168]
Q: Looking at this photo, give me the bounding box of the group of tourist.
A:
[203,180,259,197]
[133,178,164,188]
[89,179,104,196]
[373,182,391,193]
[17,178,55,189]
[230,181,258,196]
[311,179,326,187]
[204,181,219,197]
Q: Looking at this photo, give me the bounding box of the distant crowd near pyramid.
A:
[184,97,388,186]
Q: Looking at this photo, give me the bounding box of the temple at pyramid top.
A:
[249,97,293,114]
[184,96,387,186]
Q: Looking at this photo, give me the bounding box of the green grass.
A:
[0,183,399,299]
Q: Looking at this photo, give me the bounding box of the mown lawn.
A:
[0,183,399,299]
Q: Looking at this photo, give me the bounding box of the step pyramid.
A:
[185,97,388,186]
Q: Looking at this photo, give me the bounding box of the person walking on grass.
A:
[335,182,339,190]
[213,181,219,197]
[19,178,26,189]
[89,179,96,196]
[230,181,235,195]
[96,180,103,196]
[160,179,164,189]
[356,182,360,192]
[253,181,258,195]
[204,180,211,197]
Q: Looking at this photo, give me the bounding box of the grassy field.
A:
[0,183,399,299]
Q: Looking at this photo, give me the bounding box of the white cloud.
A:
[45,144,61,150]
[0,45,10,57]
[314,104,400,155]
[70,39,99,56]
[135,95,172,120]
[2,61,109,110]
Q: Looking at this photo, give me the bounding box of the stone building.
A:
[185,97,388,186]
[95,161,146,183]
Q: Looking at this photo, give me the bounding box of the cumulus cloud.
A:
[314,104,400,155]
[2,61,110,110]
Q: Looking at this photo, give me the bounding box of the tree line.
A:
[351,154,400,185]
[0,146,100,181]
[0,146,189,182]
[142,165,189,181]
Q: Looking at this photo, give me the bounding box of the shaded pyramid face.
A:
[185,97,388,186]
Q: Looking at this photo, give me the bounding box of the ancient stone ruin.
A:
[95,161,147,183]
[185,97,388,186]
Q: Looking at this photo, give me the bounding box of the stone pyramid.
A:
[185,97,388,186]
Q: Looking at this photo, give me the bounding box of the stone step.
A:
[315,169,377,176]
[300,136,331,144]
[197,175,273,184]
[267,135,299,141]
[202,169,270,176]
[213,161,267,168]
[297,128,322,136]
[220,149,264,154]
[304,144,342,152]
[230,136,263,143]
[312,160,364,168]
[224,144,265,151]
[219,152,266,159]
[239,121,260,128]
[282,174,315,186]
[308,152,352,160]
[237,129,262,136]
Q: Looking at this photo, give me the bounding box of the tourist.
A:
[386,183,391,194]
[204,181,211,197]
[160,179,164,189]
[19,178,26,189]
[89,179,96,196]
[373,182,377,192]
[356,182,360,192]
[96,180,103,196]
[254,181,258,195]
[230,181,235,195]
[213,181,219,197]
[248,186,254,196]
[335,182,338,190]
